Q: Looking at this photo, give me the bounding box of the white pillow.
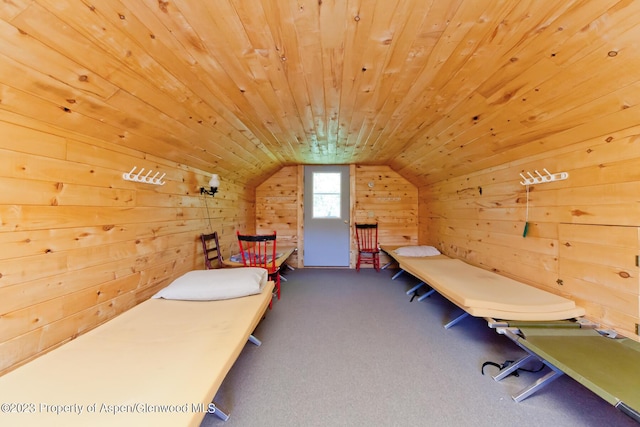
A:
[394,245,441,257]
[153,267,267,301]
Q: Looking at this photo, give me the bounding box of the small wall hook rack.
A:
[519,168,568,186]
[122,166,166,185]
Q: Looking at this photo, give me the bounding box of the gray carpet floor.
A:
[200,268,638,427]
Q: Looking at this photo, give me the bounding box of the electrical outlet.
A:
[368,211,374,218]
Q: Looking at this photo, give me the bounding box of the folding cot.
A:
[0,267,274,426]
[494,326,640,422]
[383,245,640,422]
[381,245,585,327]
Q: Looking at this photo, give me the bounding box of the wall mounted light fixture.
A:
[200,174,220,196]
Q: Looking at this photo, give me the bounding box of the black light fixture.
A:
[200,174,220,197]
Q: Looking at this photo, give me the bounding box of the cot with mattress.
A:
[0,267,274,427]
[384,246,640,421]
[382,245,585,327]
[381,245,451,300]
[494,326,640,422]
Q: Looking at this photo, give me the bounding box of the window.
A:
[312,172,341,218]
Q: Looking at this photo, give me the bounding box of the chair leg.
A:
[270,272,281,300]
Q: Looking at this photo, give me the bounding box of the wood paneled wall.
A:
[354,165,418,267]
[256,166,300,267]
[419,127,640,340]
[0,120,255,375]
[256,164,418,268]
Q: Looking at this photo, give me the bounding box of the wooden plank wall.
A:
[0,120,255,375]
[353,165,418,268]
[559,224,639,339]
[419,126,640,340]
[256,166,300,267]
[256,164,417,268]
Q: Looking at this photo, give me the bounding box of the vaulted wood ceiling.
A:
[1,0,639,186]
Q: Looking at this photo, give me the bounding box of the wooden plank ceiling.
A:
[1,0,639,186]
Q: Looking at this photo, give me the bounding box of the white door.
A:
[303,166,350,266]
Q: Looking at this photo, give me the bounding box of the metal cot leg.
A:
[417,289,436,301]
[497,329,566,402]
[211,334,262,421]
[406,281,426,295]
[392,269,406,280]
[512,368,564,402]
[248,334,262,346]
[492,354,537,381]
[444,311,469,329]
[209,402,230,421]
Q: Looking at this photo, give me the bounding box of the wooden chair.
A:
[236,231,281,299]
[355,223,380,272]
[200,231,229,269]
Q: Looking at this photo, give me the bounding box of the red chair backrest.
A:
[236,231,278,273]
[355,223,378,251]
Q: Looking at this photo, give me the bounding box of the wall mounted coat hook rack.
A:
[519,168,568,186]
[122,166,166,185]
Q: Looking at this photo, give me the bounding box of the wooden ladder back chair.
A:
[200,231,228,269]
[236,231,281,299]
[355,223,380,272]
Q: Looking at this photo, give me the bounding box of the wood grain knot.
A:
[571,209,590,217]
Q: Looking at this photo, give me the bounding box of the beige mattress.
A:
[380,245,451,264]
[385,246,584,321]
[0,282,274,427]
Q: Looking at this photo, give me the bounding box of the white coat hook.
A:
[519,173,528,185]
[123,166,137,180]
[122,167,166,186]
[519,168,569,186]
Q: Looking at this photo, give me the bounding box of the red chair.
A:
[355,223,380,272]
[236,231,281,299]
